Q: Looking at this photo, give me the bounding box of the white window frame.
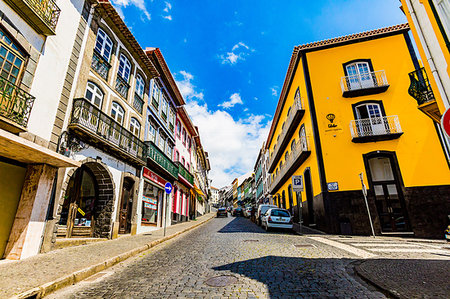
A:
[111,101,125,125]
[434,0,450,40]
[85,81,104,108]
[95,28,113,62]
[135,74,145,98]
[118,53,131,82]
[130,117,141,136]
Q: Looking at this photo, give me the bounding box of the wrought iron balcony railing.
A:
[340,70,389,97]
[269,136,310,194]
[146,140,178,179]
[177,162,194,186]
[349,115,403,143]
[268,96,305,172]
[5,0,61,35]
[0,76,35,129]
[69,98,147,163]
[408,68,435,105]
[133,94,144,114]
[91,50,111,81]
[115,75,130,99]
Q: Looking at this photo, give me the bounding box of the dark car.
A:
[232,207,243,217]
[216,208,228,218]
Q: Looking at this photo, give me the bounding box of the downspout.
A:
[405,0,450,108]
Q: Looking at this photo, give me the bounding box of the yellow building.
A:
[266,24,450,238]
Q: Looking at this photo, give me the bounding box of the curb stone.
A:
[353,261,400,299]
[12,214,215,299]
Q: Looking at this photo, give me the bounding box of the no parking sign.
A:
[441,108,450,138]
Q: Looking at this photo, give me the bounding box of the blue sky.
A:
[111,0,407,187]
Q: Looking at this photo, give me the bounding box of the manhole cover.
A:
[243,239,259,242]
[204,275,238,287]
[294,244,315,248]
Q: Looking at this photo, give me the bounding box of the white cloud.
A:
[271,86,279,97]
[175,71,204,101]
[111,0,151,20]
[163,15,172,20]
[218,93,243,109]
[219,42,253,65]
[162,1,172,20]
[186,100,270,188]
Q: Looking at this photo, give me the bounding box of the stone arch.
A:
[56,157,116,239]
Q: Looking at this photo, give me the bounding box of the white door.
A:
[346,62,374,90]
[355,104,386,135]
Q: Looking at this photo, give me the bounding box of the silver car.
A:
[261,208,293,232]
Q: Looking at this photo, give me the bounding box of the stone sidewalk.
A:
[355,258,450,298]
[0,213,215,299]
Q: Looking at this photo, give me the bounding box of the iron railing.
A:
[408,68,436,105]
[0,76,35,128]
[70,98,147,162]
[268,96,305,170]
[350,116,402,138]
[24,0,60,31]
[133,93,144,114]
[91,50,111,80]
[115,75,130,99]
[146,140,178,179]
[341,70,388,93]
[177,162,194,185]
[269,136,309,193]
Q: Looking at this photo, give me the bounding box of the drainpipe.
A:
[405,0,450,109]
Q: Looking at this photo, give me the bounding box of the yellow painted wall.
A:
[0,161,26,258]
[305,33,450,190]
[401,0,449,113]
[269,56,322,207]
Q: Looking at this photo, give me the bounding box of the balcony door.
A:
[365,154,410,233]
[355,103,386,136]
[346,62,374,90]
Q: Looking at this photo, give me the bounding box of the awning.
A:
[193,184,205,197]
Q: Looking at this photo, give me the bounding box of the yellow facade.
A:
[266,24,450,237]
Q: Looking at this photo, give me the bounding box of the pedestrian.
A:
[250,206,256,223]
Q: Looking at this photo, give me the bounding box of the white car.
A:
[261,208,293,231]
[256,204,277,226]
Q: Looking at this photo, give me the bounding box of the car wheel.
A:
[265,223,270,232]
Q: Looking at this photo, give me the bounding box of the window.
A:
[285,151,289,161]
[135,74,145,98]
[151,82,160,108]
[161,95,168,119]
[94,28,113,62]
[345,61,373,89]
[175,150,179,161]
[291,139,296,151]
[169,109,175,131]
[354,102,386,135]
[148,121,156,143]
[295,87,300,102]
[182,128,186,144]
[176,120,181,137]
[187,163,190,171]
[85,81,103,108]
[433,0,450,40]
[130,117,140,136]
[181,157,185,166]
[299,125,307,150]
[167,144,173,159]
[118,53,131,82]
[187,137,191,151]
[159,135,166,151]
[287,107,291,117]
[111,102,124,125]
[0,28,25,84]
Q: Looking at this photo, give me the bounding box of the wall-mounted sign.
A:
[327,182,339,191]
[165,182,173,194]
[143,167,166,188]
[292,175,303,192]
[324,112,343,134]
[326,114,337,128]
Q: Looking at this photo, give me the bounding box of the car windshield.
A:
[218,208,226,211]
[271,209,290,217]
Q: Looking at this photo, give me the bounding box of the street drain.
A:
[204,275,238,287]
[243,239,259,242]
[294,244,315,248]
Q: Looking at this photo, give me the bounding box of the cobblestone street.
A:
[48,217,386,298]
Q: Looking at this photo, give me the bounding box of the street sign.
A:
[327,182,339,191]
[164,182,172,194]
[441,108,450,138]
[292,175,303,192]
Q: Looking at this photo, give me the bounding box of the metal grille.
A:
[0,76,35,128]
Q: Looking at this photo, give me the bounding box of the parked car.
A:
[256,204,277,226]
[243,207,253,218]
[232,207,243,217]
[261,208,293,232]
[227,206,232,213]
[216,207,228,218]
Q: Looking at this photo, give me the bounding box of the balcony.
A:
[133,94,144,114]
[115,75,130,99]
[91,51,111,81]
[4,0,60,35]
[408,68,441,122]
[349,116,403,143]
[340,70,389,98]
[146,140,178,180]
[177,162,194,187]
[68,98,147,165]
[0,77,35,133]
[268,97,305,172]
[269,136,311,194]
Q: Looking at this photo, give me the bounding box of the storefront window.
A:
[142,181,161,224]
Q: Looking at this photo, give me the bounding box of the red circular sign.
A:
[441,108,450,138]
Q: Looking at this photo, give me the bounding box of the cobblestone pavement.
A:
[48,216,385,299]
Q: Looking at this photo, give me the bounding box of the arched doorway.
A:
[59,166,97,237]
